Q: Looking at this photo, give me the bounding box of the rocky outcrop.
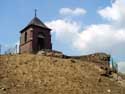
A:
[65,53,110,69]
[38,50,110,70]
[37,50,64,58]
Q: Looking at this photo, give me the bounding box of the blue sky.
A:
[0,0,110,49]
[0,0,125,73]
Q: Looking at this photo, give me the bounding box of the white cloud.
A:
[46,19,125,56]
[118,62,125,73]
[60,8,86,16]
[98,0,125,28]
[73,24,125,55]
[46,20,80,43]
[46,0,125,58]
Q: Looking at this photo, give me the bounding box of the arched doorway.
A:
[37,33,45,50]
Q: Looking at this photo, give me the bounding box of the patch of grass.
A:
[0,54,124,94]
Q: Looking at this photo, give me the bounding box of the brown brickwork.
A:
[19,17,52,54]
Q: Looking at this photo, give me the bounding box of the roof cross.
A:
[35,9,37,17]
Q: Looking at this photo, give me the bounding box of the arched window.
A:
[24,32,27,43]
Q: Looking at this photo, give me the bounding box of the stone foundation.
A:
[65,53,110,69]
[38,51,110,70]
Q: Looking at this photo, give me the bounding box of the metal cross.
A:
[35,9,37,17]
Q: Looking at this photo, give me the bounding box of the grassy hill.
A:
[0,54,125,94]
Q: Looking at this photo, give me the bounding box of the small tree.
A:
[0,44,1,63]
[0,44,1,55]
[111,57,118,73]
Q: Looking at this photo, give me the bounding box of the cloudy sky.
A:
[0,0,125,73]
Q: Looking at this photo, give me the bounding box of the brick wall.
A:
[20,26,52,54]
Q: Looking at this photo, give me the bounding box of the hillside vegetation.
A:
[0,54,125,94]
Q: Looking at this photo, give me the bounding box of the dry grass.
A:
[0,54,125,94]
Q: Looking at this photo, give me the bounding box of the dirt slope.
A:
[0,54,125,94]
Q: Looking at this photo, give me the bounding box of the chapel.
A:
[19,10,52,53]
